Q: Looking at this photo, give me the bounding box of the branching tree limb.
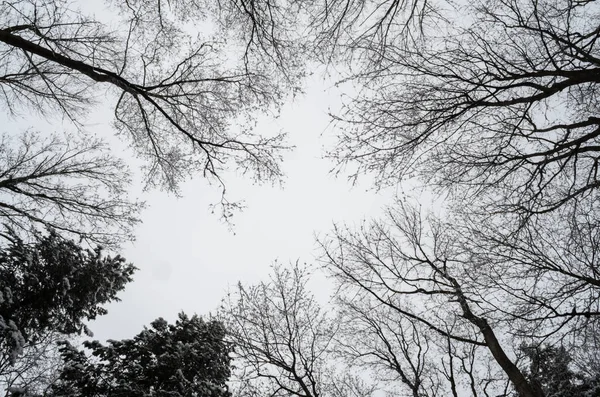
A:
[320,204,544,397]
[0,0,299,204]
[0,132,140,246]
[330,0,600,223]
[222,263,374,397]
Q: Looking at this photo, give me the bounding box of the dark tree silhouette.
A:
[320,205,546,397]
[51,313,232,397]
[330,0,600,223]
[520,344,600,397]
[0,132,140,246]
[0,229,135,394]
[222,263,374,397]
[0,0,303,211]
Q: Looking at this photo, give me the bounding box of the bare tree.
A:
[319,204,545,397]
[221,263,374,397]
[335,298,435,397]
[330,0,600,223]
[0,131,140,246]
[455,202,600,350]
[0,0,301,203]
[310,1,600,393]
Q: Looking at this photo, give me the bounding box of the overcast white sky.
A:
[0,0,399,342]
[73,73,398,341]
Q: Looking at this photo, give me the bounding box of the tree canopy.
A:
[0,230,135,364]
[0,132,141,246]
[51,313,232,397]
[521,344,600,397]
[0,0,307,235]
[3,0,600,397]
[330,0,600,225]
[0,230,135,396]
[221,263,374,397]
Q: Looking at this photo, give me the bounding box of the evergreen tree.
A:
[51,313,232,397]
[0,230,136,364]
[521,345,600,397]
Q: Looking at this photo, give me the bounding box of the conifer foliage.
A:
[51,313,232,397]
[521,345,600,397]
[0,230,135,365]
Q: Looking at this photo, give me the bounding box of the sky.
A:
[80,73,397,341]
[0,0,398,344]
[4,3,597,397]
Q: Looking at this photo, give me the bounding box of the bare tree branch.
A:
[0,131,140,246]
